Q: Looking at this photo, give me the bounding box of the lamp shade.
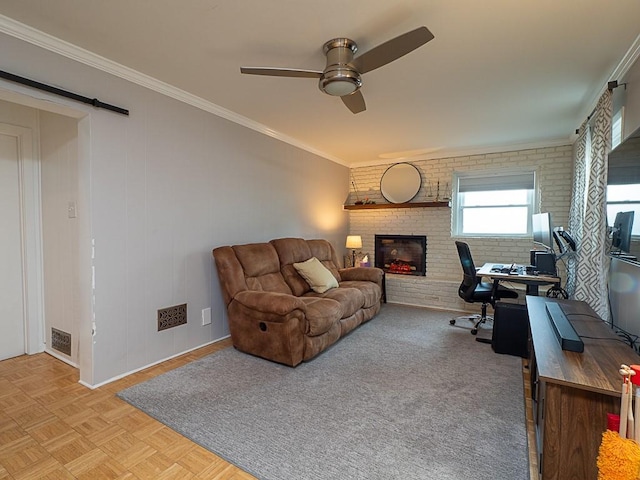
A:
[346,235,362,249]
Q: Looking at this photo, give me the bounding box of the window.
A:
[453,171,536,237]
[611,107,624,150]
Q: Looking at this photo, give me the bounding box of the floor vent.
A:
[158,303,187,331]
[51,328,72,356]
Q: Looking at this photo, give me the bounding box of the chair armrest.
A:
[233,290,306,317]
[339,267,384,283]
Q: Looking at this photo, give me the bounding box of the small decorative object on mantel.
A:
[442,181,451,201]
[351,173,375,205]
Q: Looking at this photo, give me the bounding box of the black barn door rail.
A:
[0,69,129,116]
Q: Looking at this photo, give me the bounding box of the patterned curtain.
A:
[566,122,588,296]
[566,90,612,320]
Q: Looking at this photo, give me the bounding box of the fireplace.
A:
[375,235,427,276]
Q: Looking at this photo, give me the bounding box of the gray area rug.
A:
[118,304,528,480]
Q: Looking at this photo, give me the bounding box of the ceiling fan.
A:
[240,26,434,114]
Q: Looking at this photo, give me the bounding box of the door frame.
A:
[0,122,45,355]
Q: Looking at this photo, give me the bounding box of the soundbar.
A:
[544,302,584,353]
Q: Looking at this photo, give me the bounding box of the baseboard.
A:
[385,300,468,314]
[81,336,230,390]
[44,348,79,368]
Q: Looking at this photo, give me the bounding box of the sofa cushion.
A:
[339,280,382,309]
[293,257,339,293]
[300,297,342,336]
[307,239,342,281]
[304,287,365,318]
[271,238,315,296]
[233,243,292,294]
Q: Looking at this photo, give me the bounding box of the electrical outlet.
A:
[202,307,211,326]
[67,201,77,218]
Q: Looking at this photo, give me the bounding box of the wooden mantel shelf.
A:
[344,201,450,210]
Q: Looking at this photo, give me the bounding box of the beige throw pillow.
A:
[293,257,339,293]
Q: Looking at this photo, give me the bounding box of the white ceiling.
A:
[1,0,639,166]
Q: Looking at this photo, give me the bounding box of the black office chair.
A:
[450,241,518,335]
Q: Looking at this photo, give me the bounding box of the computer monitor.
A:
[532,212,554,252]
[611,211,635,254]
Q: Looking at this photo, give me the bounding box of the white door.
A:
[0,128,26,360]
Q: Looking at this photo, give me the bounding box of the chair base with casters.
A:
[450,302,492,335]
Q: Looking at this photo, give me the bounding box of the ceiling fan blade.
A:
[342,90,366,114]
[240,67,322,78]
[351,26,434,74]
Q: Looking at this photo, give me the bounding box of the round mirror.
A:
[380,163,422,203]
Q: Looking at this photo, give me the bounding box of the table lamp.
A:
[346,235,362,267]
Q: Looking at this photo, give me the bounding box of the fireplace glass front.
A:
[374,235,427,276]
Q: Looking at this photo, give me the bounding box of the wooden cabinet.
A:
[527,296,634,479]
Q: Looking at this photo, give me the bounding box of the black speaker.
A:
[492,302,529,358]
[534,252,556,275]
[530,249,537,266]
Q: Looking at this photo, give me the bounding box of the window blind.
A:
[457,172,535,192]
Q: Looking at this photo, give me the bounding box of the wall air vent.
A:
[157,303,187,331]
[51,328,72,356]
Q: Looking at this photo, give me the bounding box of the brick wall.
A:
[348,145,574,313]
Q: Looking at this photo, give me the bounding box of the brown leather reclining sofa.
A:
[213,237,384,366]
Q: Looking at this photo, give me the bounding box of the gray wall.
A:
[0,32,349,386]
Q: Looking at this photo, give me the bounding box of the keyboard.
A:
[490,264,524,275]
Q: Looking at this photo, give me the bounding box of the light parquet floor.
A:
[1,341,536,480]
[0,339,257,480]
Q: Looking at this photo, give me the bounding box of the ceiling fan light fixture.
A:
[240,27,433,113]
[319,69,362,96]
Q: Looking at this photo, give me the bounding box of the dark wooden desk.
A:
[477,263,560,296]
[527,296,636,479]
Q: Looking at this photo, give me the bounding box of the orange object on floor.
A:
[597,429,640,480]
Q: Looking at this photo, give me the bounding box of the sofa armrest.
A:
[233,290,306,317]
[339,266,384,284]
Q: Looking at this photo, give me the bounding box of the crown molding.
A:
[575,32,640,131]
[350,138,572,168]
[611,33,640,82]
[0,14,348,167]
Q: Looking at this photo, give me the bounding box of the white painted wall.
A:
[39,111,81,364]
[0,32,349,386]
